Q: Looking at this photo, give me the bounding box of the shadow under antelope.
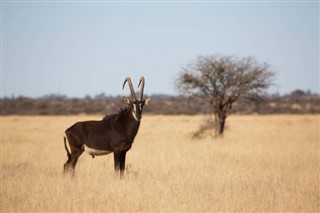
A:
[63,76,151,177]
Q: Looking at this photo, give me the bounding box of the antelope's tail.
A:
[64,134,71,158]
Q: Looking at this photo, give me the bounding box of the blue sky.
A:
[1,1,319,98]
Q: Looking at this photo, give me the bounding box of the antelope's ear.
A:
[144,97,152,105]
[123,97,131,105]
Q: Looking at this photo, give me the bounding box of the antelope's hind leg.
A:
[64,149,84,175]
[63,135,84,175]
[63,155,72,173]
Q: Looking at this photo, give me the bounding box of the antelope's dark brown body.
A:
[63,77,151,176]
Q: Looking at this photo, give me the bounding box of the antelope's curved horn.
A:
[138,76,145,101]
[122,77,136,101]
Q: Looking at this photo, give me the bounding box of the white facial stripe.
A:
[131,104,140,121]
[133,104,136,113]
[132,111,138,120]
[139,104,142,110]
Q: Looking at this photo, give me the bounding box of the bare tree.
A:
[176,55,275,137]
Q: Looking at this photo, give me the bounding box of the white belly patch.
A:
[83,145,112,156]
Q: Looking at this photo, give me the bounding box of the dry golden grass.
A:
[1,115,319,212]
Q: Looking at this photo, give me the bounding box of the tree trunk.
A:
[214,113,226,137]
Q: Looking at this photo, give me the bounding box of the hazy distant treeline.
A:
[1,90,319,115]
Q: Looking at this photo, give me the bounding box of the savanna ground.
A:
[1,115,319,212]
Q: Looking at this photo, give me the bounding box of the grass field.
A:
[1,115,319,212]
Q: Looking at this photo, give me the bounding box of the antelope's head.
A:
[122,76,151,121]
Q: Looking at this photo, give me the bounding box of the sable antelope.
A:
[63,76,151,176]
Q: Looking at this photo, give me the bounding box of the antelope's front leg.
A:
[114,151,127,177]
